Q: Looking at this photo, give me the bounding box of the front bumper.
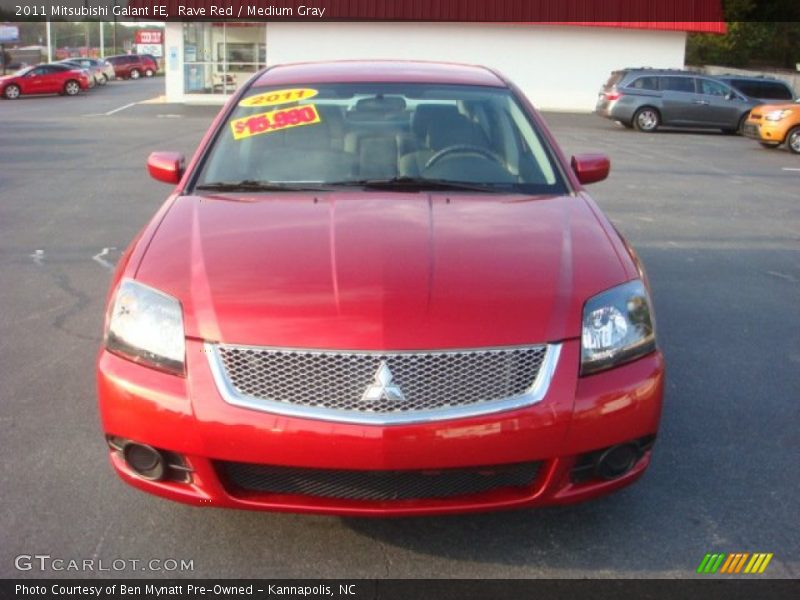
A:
[743,120,788,144]
[97,339,664,516]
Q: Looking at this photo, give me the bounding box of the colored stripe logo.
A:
[697,553,773,574]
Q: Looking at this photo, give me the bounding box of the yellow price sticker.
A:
[230,105,322,141]
[239,88,319,108]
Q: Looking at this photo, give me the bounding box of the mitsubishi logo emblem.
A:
[361,361,406,403]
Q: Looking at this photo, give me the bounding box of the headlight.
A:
[764,109,791,121]
[105,279,186,376]
[581,280,656,375]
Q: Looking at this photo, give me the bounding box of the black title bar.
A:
[2,579,800,600]
[0,0,738,23]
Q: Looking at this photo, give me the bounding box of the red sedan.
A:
[98,61,664,516]
[1,63,91,99]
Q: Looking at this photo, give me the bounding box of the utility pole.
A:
[100,21,104,58]
[84,0,89,54]
[112,0,117,55]
[46,20,52,62]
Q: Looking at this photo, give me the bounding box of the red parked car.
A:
[1,63,91,99]
[137,54,159,77]
[106,54,153,80]
[98,61,664,516]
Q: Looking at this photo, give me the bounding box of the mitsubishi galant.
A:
[98,61,665,516]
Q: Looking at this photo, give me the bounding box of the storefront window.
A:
[183,23,266,95]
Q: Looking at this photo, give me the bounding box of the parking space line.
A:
[84,101,138,118]
[781,167,800,172]
[92,247,117,270]
[30,249,45,266]
[103,102,138,116]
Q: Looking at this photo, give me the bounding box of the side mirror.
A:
[147,152,185,185]
[725,92,736,101]
[571,153,610,185]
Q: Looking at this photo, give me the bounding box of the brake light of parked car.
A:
[604,91,623,101]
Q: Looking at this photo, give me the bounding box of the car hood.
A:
[135,192,630,349]
[752,102,800,114]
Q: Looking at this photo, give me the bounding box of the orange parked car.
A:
[742,101,800,154]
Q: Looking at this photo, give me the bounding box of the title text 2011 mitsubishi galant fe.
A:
[98,61,664,516]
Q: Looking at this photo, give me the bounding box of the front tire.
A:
[129,69,141,80]
[64,80,80,96]
[3,84,20,99]
[144,68,154,77]
[739,113,750,134]
[633,107,660,132]
[787,127,800,155]
[723,113,749,135]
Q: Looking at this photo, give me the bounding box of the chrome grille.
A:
[207,343,559,425]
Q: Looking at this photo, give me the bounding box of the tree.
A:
[686,0,800,68]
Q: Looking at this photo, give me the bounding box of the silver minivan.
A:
[596,68,759,134]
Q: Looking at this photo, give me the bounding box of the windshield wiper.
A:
[194,180,333,192]
[324,177,507,193]
[196,177,513,194]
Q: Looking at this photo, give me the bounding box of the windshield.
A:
[193,83,567,195]
[13,66,33,76]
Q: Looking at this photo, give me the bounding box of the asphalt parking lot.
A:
[0,78,798,579]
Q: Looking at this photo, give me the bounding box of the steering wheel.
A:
[424,144,503,171]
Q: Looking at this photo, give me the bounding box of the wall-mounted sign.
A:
[137,44,163,58]
[0,25,20,43]
[135,30,163,45]
[168,46,179,71]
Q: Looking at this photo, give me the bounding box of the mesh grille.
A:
[219,461,541,501]
[215,345,548,415]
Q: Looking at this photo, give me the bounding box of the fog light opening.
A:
[122,442,166,481]
[594,444,640,481]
